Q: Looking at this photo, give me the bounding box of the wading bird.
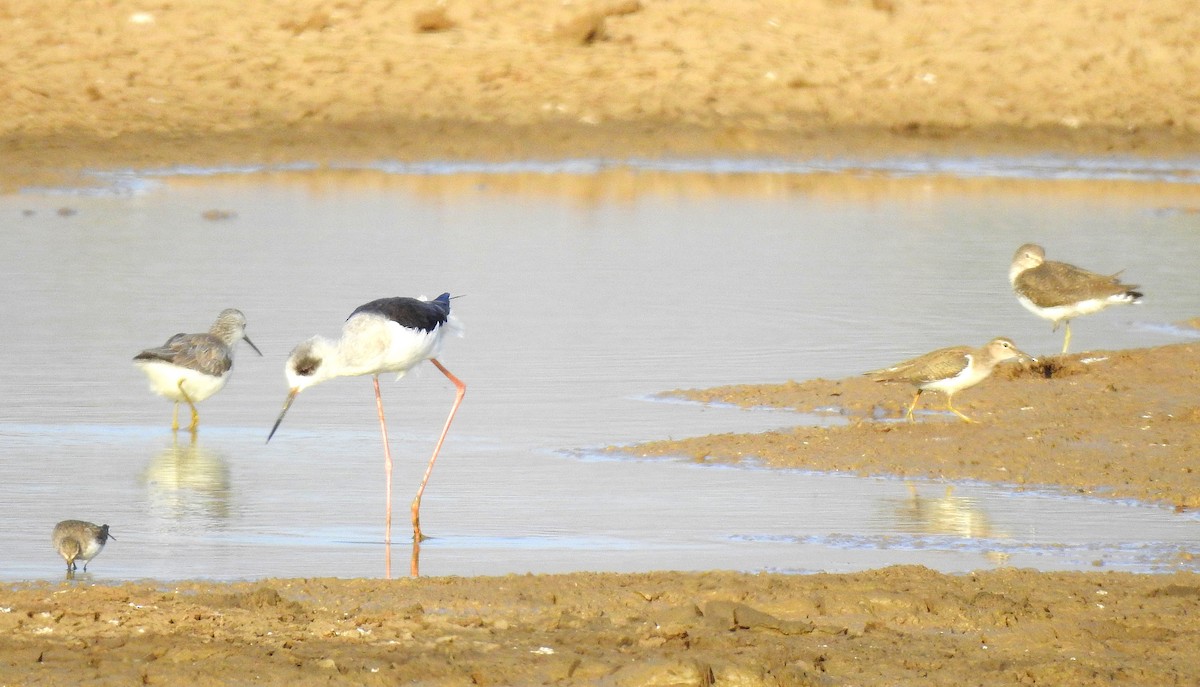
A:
[867,337,1032,423]
[1009,243,1142,354]
[52,520,114,572]
[267,294,465,546]
[134,308,262,432]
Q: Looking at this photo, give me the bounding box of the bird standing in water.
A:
[1009,243,1143,354]
[267,293,465,546]
[134,308,262,432]
[52,520,114,573]
[867,337,1032,423]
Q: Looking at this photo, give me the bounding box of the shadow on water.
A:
[2,163,1200,580]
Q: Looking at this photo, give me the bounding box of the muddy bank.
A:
[4,567,1199,685]
[629,343,1200,509]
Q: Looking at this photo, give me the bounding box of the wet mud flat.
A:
[630,343,1200,510]
[3,567,1199,686]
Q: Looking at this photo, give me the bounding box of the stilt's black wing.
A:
[349,293,451,332]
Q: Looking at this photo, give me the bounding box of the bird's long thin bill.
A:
[244,334,264,356]
[267,389,298,443]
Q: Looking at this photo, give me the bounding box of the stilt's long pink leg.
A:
[373,375,394,550]
[411,358,466,544]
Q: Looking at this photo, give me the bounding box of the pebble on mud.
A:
[413,6,456,32]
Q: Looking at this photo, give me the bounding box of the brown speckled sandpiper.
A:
[867,337,1032,423]
[1009,243,1143,354]
[52,520,114,572]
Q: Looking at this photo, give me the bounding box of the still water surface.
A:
[2,163,1198,580]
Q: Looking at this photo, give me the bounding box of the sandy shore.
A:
[5,569,1200,686]
[5,1,1200,684]
[3,0,1199,189]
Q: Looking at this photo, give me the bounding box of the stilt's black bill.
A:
[267,389,299,443]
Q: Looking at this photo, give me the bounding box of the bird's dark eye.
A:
[295,356,321,376]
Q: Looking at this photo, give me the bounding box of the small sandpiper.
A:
[867,337,1033,423]
[134,308,262,432]
[1009,243,1143,354]
[52,520,114,572]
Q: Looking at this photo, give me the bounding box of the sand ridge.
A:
[3,0,1200,187]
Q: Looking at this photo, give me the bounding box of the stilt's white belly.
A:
[333,310,463,380]
[382,322,445,374]
[136,361,228,402]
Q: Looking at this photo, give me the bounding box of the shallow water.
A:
[2,163,1199,580]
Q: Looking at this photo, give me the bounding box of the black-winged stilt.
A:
[266,293,465,549]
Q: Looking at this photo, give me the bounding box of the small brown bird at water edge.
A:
[1009,243,1143,354]
[52,520,114,572]
[866,337,1033,423]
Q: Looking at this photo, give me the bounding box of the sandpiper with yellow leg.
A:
[1009,243,1143,354]
[867,337,1033,423]
[134,308,262,432]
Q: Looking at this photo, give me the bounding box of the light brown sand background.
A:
[3,0,1199,186]
[3,2,1199,684]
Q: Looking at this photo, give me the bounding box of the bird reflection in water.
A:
[894,483,1011,566]
[141,434,232,522]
